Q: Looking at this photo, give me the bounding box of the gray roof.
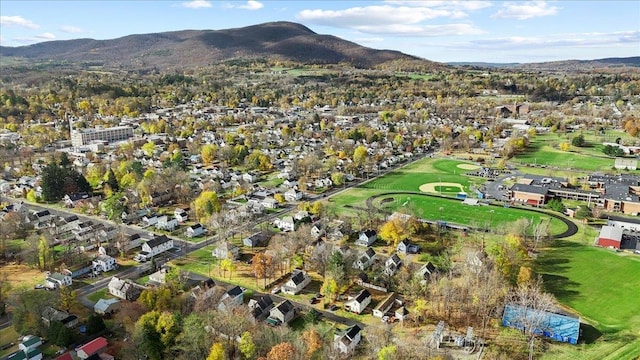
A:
[599,225,623,241]
[510,184,549,195]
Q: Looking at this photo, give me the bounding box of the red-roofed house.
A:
[77,337,108,359]
[55,353,73,360]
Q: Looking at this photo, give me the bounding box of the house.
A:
[384,254,402,276]
[614,158,638,170]
[417,262,437,283]
[140,235,174,259]
[174,207,189,222]
[108,276,143,301]
[212,241,239,260]
[148,268,167,285]
[142,215,158,227]
[284,188,303,202]
[344,289,371,314]
[597,225,623,249]
[395,306,409,321]
[243,232,270,248]
[63,192,92,208]
[353,248,376,271]
[19,336,42,352]
[243,172,258,183]
[274,216,295,232]
[267,299,296,325]
[92,254,117,273]
[373,292,397,318]
[509,184,548,207]
[93,298,121,315]
[149,191,171,206]
[248,295,274,320]
[397,239,420,254]
[45,272,72,289]
[261,197,278,209]
[41,307,78,328]
[185,223,205,238]
[76,337,109,359]
[282,269,311,295]
[310,224,325,240]
[334,324,362,354]
[155,215,178,231]
[7,348,43,360]
[356,230,377,247]
[502,304,580,344]
[218,286,245,311]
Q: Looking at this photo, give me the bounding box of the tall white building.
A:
[71,126,134,147]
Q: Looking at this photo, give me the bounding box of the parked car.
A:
[309,297,319,304]
[329,304,338,311]
[271,286,281,294]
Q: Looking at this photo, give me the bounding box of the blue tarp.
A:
[502,304,580,344]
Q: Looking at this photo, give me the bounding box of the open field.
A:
[0,264,43,289]
[536,238,640,359]
[374,193,568,235]
[511,132,640,172]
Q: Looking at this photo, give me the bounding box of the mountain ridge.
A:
[0,21,426,69]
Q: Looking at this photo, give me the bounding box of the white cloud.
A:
[492,1,559,20]
[13,32,56,44]
[0,15,39,29]
[355,23,485,37]
[443,30,640,51]
[59,25,83,33]
[386,1,493,11]
[239,1,263,10]
[181,0,212,9]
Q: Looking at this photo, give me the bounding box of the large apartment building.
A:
[71,126,134,147]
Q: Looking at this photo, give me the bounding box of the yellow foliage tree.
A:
[206,342,226,360]
[379,219,406,248]
[559,142,571,151]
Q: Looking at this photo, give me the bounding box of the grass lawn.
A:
[361,158,481,193]
[0,327,19,357]
[374,193,568,235]
[86,288,113,303]
[536,239,640,359]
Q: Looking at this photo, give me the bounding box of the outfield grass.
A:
[536,239,640,359]
[375,193,568,235]
[362,158,480,192]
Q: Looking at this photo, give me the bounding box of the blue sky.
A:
[1,1,638,63]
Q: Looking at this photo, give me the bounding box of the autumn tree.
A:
[378,218,407,248]
[320,277,338,303]
[206,342,226,360]
[267,342,295,360]
[302,328,323,358]
[252,253,274,288]
[353,145,368,170]
[378,344,397,360]
[37,235,53,271]
[238,331,256,359]
[192,190,221,223]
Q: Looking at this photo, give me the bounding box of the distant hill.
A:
[450,57,640,71]
[0,21,427,70]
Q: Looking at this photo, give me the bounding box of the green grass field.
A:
[362,158,480,193]
[375,193,567,235]
[537,240,640,359]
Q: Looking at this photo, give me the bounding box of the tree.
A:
[175,313,212,359]
[517,266,533,286]
[58,286,77,311]
[238,331,256,359]
[571,133,585,147]
[192,191,221,223]
[86,314,106,334]
[302,328,323,357]
[201,144,218,164]
[104,168,120,193]
[102,192,125,222]
[11,288,58,335]
[37,235,53,271]
[267,342,295,360]
[48,321,74,347]
[0,272,11,316]
[206,342,226,360]
[378,344,397,360]
[320,277,338,303]
[353,145,368,169]
[330,172,345,186]
[252,253,274,288]
[558,142,571,152]
[546,198,565,213]
[378,219,406,248]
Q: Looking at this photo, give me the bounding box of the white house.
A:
[248,295,274,320]
[373,292,396,318]
[397,239,420,254]
[108,276,143,301]
[93,298,121,315]
[334,324,362,354]
[353,248,376,271]
[142,215,158,227]
[155,215,178,231]
[19,335,42,352]
[212,241,239,260]
[344,289,371,314]
[174,208,189,223]
[92,254,117,273]
[417,262,437,283]
[284,189,303,202]
[282,269,311,295]
[261,197,278,209]
[267,299,295,325]
[218,285,245,311]
[384,254,403,276]
[274,216,295,232]
[185,223,205,238]
[45,272,72,289]
[140,235,174,259]
[356,230,377,247]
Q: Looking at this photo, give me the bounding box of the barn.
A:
[597,225,623,249]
